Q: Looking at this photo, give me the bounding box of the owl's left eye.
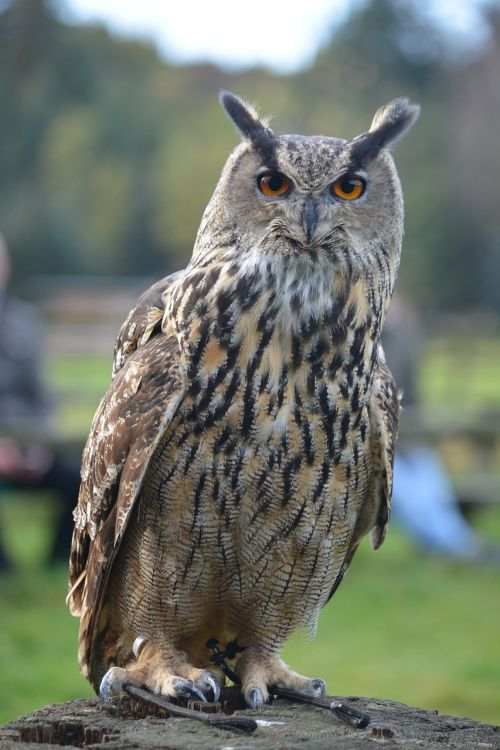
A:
[258,172,291,197]
[330,175,366,201]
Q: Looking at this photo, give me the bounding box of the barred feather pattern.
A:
[68,103,409,692]
[72,233,398,689]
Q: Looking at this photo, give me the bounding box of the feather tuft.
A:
[369,97,420,146]
[219,90,273,141]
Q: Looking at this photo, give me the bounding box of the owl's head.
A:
[201,92,419,273]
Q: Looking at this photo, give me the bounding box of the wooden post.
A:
[1,687,499,749]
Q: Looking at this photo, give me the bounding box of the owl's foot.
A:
[99,639,221,703]
[235,646,326,709]
[99,666,211,702]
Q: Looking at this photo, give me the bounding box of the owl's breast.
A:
[142,293,375,604]
[135,267,380,628]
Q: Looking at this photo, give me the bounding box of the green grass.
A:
[46,356,112,437]
[1,496,499,726]
[0,496,94,724]
[1,340,499,726]
[420,336,500,409]
[284,506,500,725]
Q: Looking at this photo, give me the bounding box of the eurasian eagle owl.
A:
[68,92,419,710]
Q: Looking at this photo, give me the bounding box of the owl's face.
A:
[206,93,419,272]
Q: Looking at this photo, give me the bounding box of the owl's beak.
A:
[302,195,318,244]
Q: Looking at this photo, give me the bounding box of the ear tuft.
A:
[348,96,420,165]
[219,90,273,141]
[369,97,420,148]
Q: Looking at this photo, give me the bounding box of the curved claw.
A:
[305,677,327,697]
[199,671,221,702]
[174,678,208,703]
[248,687,264,710]
[99,668,123,700]
[132,634,148,658]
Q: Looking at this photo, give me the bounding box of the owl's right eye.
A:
[257,172,291,197]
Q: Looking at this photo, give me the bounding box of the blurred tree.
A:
[297,0,500,312]
[443,9,500,312]
[0,0,499,312]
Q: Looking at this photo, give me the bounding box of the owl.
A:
[68,92,419,711]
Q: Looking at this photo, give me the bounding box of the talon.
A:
[132,635,148,658]
[99,668,123,700]
[305,677,327,697]
[174,678,208,703]
[199,671,221,702]
[248,687,264,710]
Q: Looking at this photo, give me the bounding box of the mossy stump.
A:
[1,687,499,749]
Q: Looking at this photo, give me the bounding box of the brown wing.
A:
[112,272,182,376]
[68,275,185,686]
[327,348,399,602]
[368,347,400,550]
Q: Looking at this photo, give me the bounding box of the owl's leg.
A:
[99,638,221,703]
[235,645,325,709]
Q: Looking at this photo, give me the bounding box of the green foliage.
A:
[421,336,500,409]
[1,0,500,310]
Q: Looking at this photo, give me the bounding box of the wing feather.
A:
[112,272,182,376]
[68,275,185,685]
[327,347,399,602]
[369,348,400,549]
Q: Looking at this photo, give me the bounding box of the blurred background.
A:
[0,0,499,727]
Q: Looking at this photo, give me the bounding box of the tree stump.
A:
[1,687,499,750]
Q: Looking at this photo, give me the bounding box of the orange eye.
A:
[331,176,365,201]
[258,172,291,197]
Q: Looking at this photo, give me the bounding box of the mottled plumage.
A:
[69,92,418,707]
